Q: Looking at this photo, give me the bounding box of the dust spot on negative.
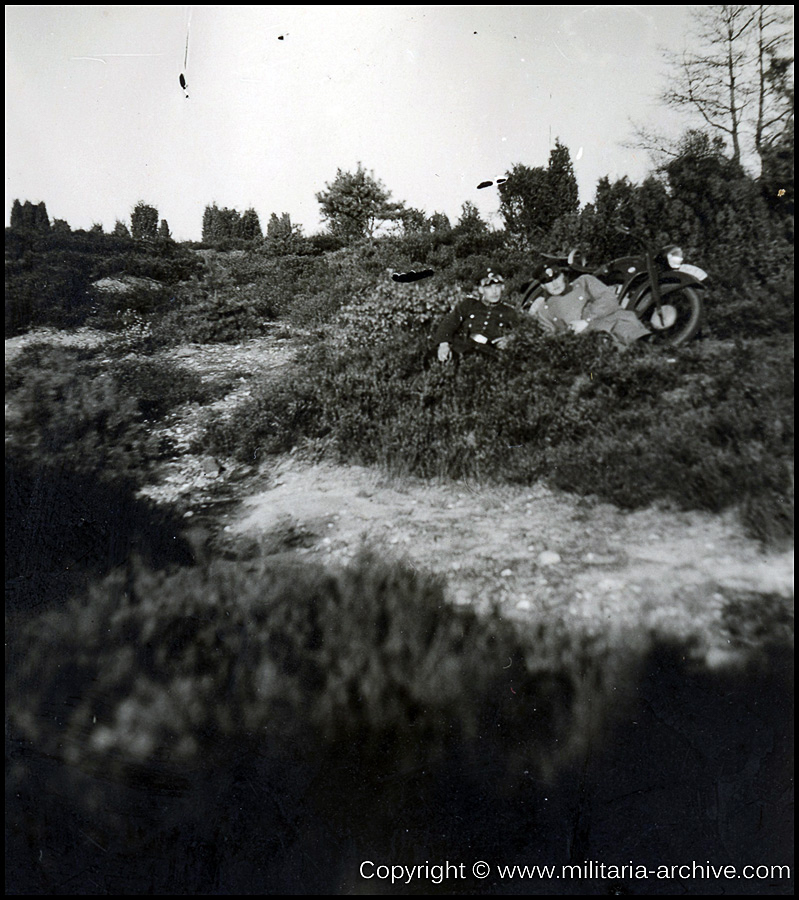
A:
[478,178,507,189]
[393,270,435,283]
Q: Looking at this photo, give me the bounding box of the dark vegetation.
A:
[7,554,793,893]
[5,128,794,892]
[4,343,224,613]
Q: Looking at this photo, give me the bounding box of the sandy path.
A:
[227,454,793,661]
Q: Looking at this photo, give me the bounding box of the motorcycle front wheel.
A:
[633,285,704,346]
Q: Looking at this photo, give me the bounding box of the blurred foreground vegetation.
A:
[7,551,793,893]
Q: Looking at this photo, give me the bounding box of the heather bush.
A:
[202,362,325,461]
[89,276,172,328]
[5,344,214,472]
[5,346,152,477]
[3,552,627,891]
[6,552,792,892]
[702,273,794,340]
[5,345,211,612]
[332,275,464,340]
[151,283,276,346]
[5,228,204,336]
[5,253,95,334]
[106,354,217,420]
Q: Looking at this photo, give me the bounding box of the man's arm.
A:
[432,300,467,347]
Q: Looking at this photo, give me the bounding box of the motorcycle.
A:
[521,228,708,347]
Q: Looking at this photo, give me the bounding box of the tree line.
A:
[8,5,793,253]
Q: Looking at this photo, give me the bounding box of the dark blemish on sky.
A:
[278,35,284,40]
[477,178,507,190]
[179,73,189,98]
[392,270,434,283]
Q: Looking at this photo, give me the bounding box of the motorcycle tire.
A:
[633,284,704,347]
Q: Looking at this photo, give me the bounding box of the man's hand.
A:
[437,342,451,362]
[493,335,512,349]
[569,319,589,334]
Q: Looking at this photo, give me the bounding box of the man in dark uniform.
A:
[433,271,520,363]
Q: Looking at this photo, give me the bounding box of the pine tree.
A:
[10,199,24,229]
[9,199,50,231]
[498,140,578,242]
[455,201,488,235]
[238,208,262,241]
[316,163,405,241]
[131,201,159,240]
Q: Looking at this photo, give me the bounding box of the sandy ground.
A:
[7,327,794,663]
[226,454,793,660]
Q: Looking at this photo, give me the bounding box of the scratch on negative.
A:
[552,41,572,62]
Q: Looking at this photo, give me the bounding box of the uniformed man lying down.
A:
[525,264,650,348]
[432,271,519,363]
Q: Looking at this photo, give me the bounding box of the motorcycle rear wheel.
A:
[633,285,703,346]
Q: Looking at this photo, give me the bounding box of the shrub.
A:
[702,273,794,340]
[106,355,215,420]
[151,284,276,346]
[6,552,792,892]
[4,551,631,891]
[5,344,214,472]
[5,346,152,477]
[202,362,325,461]
[4,228,206,336]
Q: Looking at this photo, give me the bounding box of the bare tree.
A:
[663,5,758,166]
[632,5,793,174]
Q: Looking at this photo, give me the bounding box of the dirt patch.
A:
[223,456,793,661]
[4,325,110,365]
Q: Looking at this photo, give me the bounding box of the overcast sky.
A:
[7,5,701,241]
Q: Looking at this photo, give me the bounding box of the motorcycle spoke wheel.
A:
[634,285,703,346]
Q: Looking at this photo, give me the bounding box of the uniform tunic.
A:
[531,274,650,347]
[433,295,521,356]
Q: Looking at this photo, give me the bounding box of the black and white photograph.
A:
[6,5,794,894]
